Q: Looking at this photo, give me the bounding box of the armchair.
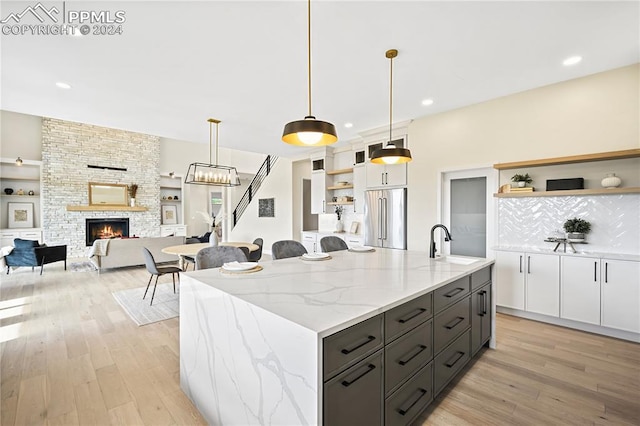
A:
[5,239,67,275]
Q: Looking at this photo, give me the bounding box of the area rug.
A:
[69,261,97,272]
[112,283,179,326]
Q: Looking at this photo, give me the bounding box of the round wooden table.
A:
[162,242,260,269]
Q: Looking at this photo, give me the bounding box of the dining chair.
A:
[248,238,263,262]
[238,246,250,261]
[142,247,182,306]
[271,240,307,260]
[182,237,200,271]
[195,246,248,270]
[320,236,348,253]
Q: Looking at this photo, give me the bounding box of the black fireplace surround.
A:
[86,218,130,246]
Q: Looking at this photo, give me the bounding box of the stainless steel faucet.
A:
[430,224,452,258]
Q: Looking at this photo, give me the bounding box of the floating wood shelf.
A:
[66,205,148,211]
[326,168,354,175]
[493,149,640,170]
[327,201,354,205]
[327,185,354,190]
[493,187,640,198]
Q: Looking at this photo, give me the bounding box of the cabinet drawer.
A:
[324,314,383,380]
[385,292,432,343]
[385,361,433,426]
[433,276,470,313]
[302,233,317,242]
[434,296,471,354]
[323,350,383,426]
[471,266,491,291]
[434,329,471,395]
[385,320,432,396]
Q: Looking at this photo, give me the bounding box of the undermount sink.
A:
[434,255,480,265]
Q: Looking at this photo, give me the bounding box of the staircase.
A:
[232,155,278,228]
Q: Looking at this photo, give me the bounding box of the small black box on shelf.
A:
[546,178,584,191]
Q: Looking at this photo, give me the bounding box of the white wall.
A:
[228,157,293,255]
[407,64,640,251]
[0,110,42,160]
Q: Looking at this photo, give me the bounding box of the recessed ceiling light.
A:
[562,56,582,66]
[344,123,353,128]
[421,98,434,106]
[56,82,72,89]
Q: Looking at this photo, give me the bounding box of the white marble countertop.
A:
[184,249,494,337]
[493,246,640,262]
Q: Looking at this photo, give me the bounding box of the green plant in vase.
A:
[563,217,591,241]
[511,173,533,188]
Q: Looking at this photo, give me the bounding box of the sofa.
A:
[88,236,185,271]
[5,238,67,275]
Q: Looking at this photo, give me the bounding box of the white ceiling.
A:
[1,1,638,158]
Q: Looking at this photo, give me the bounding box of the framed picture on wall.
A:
[258,198,275,217]
[8,202,34,228]
[161,205,178,225]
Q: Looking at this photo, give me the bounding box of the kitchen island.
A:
[180,249,494,425]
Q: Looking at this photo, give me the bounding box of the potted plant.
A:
[563,217,591,241]
[511,173,533,188]
[127,184,138,207]
[335,205,344,232]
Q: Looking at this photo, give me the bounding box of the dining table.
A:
[162,241,259,269]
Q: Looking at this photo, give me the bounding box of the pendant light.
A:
[184,118,241,187]
[371,49,412,164]
[282,0,337,146]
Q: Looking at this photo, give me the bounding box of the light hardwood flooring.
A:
[1,261,639,425]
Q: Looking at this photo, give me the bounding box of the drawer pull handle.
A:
[445,351,465,368]
[483,290,488,316]
[341,364,376,387]
[398,344,428,366]
[396,388,428,416]
[341,335,376,355]
[398,308,427,324]
[445,316,465,330]
[444,287,464,298]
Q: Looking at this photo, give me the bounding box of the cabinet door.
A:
[311,171,327,214]
[384,164,407,187]
[601,259,640,333]
[525,253,560,317]
[561,257,600,325]
[365,163,385,188]
[301,233,317,253]
[471,284,491,355]
[496,251,525,310]
[352,165,366,214]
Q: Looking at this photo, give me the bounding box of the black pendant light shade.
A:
[282,116,337,146]
[282,0,337,147]
[371,49,412,165]
[184,118,241,187]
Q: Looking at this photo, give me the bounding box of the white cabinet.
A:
[352,165,366,214]
[496,251,559,316]
[1,230,43,247]
[301,232,318,253]
[160,173,185,229]
[311,171,330,214]
[525,253,560,317]
[561,256,601,325]
[496,251,525,310]
[160,225,187,237]
[601,259,640,333]
[343,235,364,248]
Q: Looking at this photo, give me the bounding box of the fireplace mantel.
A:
[66,205,148,212]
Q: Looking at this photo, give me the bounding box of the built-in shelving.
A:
[66,205,148,211]
[327,201,354,206]
[327,185,354,190]
[494,187,640,198]
[493,149,640,170]
[326,168,353,175]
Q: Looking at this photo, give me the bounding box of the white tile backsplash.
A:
[498,194,640,255]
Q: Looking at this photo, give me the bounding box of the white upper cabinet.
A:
[365,137,408,188]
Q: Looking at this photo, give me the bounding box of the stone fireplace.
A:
[86,218,130,246]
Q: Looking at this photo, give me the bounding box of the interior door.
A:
[441,168,496,258]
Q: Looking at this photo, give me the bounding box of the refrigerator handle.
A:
[378,198,383,240]
[383,197,388,240]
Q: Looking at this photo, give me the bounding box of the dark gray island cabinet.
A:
[323,266,492,426]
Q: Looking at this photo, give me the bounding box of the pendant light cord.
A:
[307,0,312,117]
[208,118,221,165]
[389,53,393,145]
[209,120,213,165]
[215,121,219,166]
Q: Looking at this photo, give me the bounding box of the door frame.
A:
[437,166,498,258]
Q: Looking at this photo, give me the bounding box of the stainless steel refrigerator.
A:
[364,188,407,249]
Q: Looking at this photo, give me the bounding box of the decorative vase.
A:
[567,232,585,242]
[4,188,13,195]
[601,173,622,189]
[130,198,136,207]
[335,220,344,232]
[209,230,219,247]
[517,181,526,188]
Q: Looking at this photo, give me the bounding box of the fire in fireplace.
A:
[86,218,130,246]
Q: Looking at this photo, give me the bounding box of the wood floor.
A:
[1,262,639,426]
